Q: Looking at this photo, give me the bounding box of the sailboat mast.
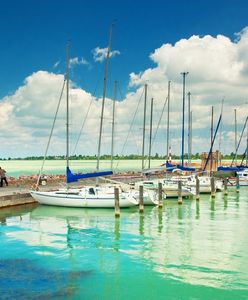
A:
[148,98,154,169]
[187,91,191,164]
[246,121,248,166]
[111,80,117,170]
[218,98,224,166]
[142,84,148,170]
[234,109,237,165]
[166,81,171,160]
[210,106,214,174]
[190,110,193,162]
[97,25,113,171]
[66,42,70,169]
[181,72,188,167]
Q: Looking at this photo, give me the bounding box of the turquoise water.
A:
[0,159,167,177]
[0,188,248,299]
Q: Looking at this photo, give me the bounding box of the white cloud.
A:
[53,60,60,68]
[69,57,89,66]
[92,47,120,62]
[0,28,248,158]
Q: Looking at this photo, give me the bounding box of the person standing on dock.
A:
[0,167,8,187]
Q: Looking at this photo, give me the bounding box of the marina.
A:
[1,1,248,299]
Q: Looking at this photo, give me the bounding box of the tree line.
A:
[0,152,244,161]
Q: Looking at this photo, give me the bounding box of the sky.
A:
[0,0,248,160]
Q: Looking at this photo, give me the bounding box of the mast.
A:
[66,42,70,170]
[231,116,248,166]
[148,98,154,169]
[111,80,117,170]
[166,81,171,160]
[187,91,191,164]
[234,109,237,165]
[142,84,148,170]
[190,110,193,163]
[218,98,224,166]
[96,24,113,171]
[210,106,214,174]
[181,72,189,167]
[247,121,248,166]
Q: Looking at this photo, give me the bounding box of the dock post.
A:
[211,176,215,198]
[224,178,228,195]
[139,185,144,213]
[114,187,120,218]
[236,176,240,193]
[195,175,200,201]
[178,181,183,204]
[158,182,163,208]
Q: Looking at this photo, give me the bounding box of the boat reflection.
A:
[2,193,247,291]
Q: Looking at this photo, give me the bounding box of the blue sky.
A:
[1,0,247,98]
[0,0,248,159]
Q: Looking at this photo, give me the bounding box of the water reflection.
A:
[157,209,163,234]
[139,214,144,235]
[1,190,248,292]
[195,202,200,220]
[210,199,215,219]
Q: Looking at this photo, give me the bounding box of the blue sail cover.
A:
[165,161,195,172]
[66,167,113,183]
[217,166,245,172]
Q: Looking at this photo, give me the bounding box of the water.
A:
[0,159,167,177]
[0,188,248,299]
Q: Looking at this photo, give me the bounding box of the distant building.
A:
[200,150,221,171]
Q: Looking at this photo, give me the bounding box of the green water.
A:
[0,159,166,177]
[0,189,248,299]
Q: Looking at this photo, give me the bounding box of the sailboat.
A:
[30,43,138,208]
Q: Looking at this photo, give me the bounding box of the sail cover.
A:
[217,166,245,172]
[166,161,195,172]
[66,167,113,183]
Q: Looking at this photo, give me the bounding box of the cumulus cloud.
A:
[92,47,120,62]
[0,28,248,158]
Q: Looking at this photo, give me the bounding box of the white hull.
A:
[131,190,159,205]
[30,188,138,208]
[133,179,193,199]
[163,188,193,198]
[227,178,248,187]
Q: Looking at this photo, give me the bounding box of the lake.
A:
[0,159,167,177]
[0,188,247,299]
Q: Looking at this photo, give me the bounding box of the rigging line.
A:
[231,116,248,166]
[72,97,94,155]
[240,146,248,165]
[72,67,103,155]
[143,96,168,168]
[218,98,225,163]
[36,79,66,188]
[117,83,124,101]
[114,87,145,171]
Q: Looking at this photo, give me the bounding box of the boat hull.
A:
[30,191,138,208]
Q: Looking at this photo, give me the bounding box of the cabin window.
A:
[89,188,95,195]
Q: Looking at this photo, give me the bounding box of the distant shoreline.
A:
[0,154,244,161]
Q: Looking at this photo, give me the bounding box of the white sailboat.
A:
[30,42,138,208]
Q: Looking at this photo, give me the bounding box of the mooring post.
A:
[236,176,240,193]
[196,175,200,201]
[211,176,215,198]
[224,178,228,195]
[114,187,120,218]
[178,180,183,204]
[139,185,144,213]
[158,182,163,208]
